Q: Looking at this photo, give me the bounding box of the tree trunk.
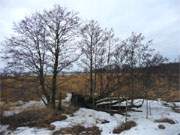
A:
[39,73,50,105]
[99,71,103,96]
[51,50,59,109]
[58,92,62,110]
[130,68,134,106]
[51,29,60,109]
[90,41,93,98]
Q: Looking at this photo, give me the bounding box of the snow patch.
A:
[3,100,45,117]
[1,99,180,135]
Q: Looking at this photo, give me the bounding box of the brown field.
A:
[0,71,180,102]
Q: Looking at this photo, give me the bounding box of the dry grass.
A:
[62,105,79,115]
[154,118,176,124]
[53,125,101,135]
[113,121,137,134]
[0,102,11,112]
[1,72,179,102]
[0,102,11,122]
[0,108,67,130]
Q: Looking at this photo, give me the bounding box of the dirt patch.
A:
[53,125,101,135]
[154,118,176,124]
[0,108,67,130]
[113,121,137,134]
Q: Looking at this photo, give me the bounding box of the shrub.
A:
[53,125,101,135]
[113,121,137,134]
[0,108,67,129]
[62,105,79,115]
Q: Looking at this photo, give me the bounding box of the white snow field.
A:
[0,99,180,135]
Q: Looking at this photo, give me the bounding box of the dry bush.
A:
[62,105,79,115]
[113,121,137,134]
[0,102,12,110]
[0,102,11,120]
[154,118,176,124]
[0,108,67,129]
[53,125,101,135]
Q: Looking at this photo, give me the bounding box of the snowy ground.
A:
[1,99,180,135]
[3,100,45,117]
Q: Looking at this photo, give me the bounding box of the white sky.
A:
[0,0,180,63]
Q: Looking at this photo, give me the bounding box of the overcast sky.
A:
[0,0,180,63]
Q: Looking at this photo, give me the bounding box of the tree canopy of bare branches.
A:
[3,5,80,109]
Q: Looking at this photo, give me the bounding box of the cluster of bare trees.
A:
[1,5,167,110]
[80,25,167,107]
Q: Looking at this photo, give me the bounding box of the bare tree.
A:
[112,33,167,107]
[41,5,80,109]
[3,14,50,105]
[100,29,119,97]
[121,33,154,106]
[143,53,168,118]
[3,5,80,110]
[80,20,108,102]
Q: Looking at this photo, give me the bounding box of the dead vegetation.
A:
[154,118,176,124]
[52,125,101,135]
[61,105,79,115]
[113,121,137,134]
[0,102,11,123]
[0,108,67,130]
[1,63,179,109]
